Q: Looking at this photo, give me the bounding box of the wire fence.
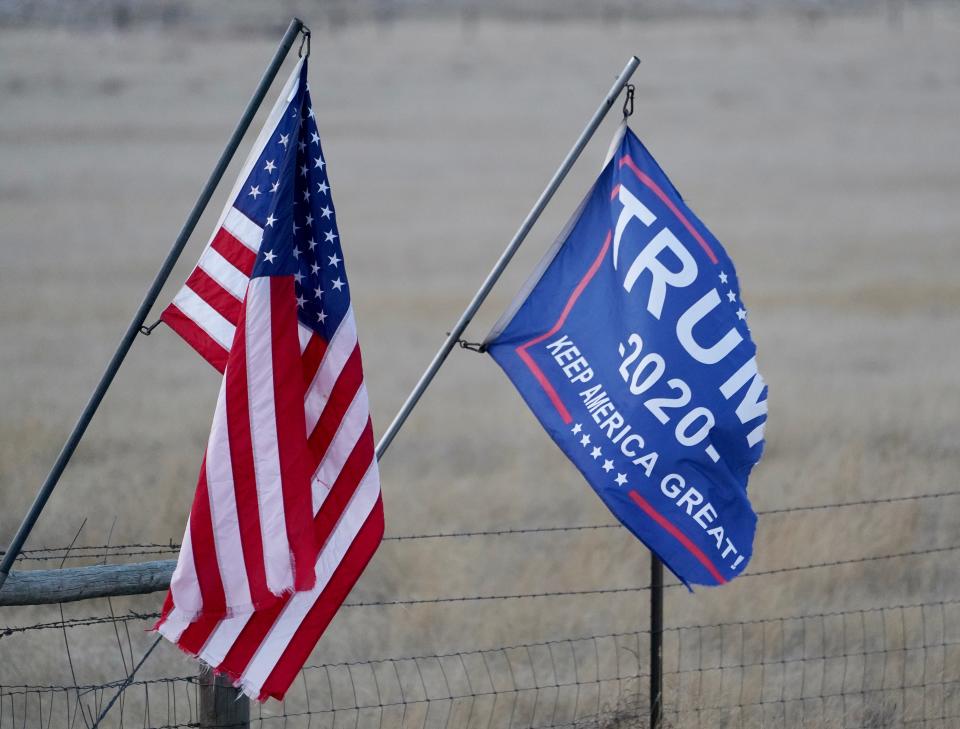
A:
[2,490,959,728]
[4,602,959,728]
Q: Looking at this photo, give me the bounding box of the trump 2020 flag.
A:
[156,58,383,701]
[485,126,766,587]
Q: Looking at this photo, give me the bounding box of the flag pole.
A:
[374,55,641,462]
[0,17,307,592]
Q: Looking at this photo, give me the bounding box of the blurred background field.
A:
[1,1,959,727]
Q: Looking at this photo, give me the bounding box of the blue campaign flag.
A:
[485,126,767,587]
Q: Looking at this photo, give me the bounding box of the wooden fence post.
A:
[199,666,250,729]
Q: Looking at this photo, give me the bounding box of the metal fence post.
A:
[650,555,663,729]
[200,667,250,729]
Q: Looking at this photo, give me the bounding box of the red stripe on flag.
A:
[160,304,229,373]
[618,155,719,265]
[211,227,257,275]
[628,490,727,584]
[269,277,319,591]
[307,345,364,462]
[257,497,385,701]
[188,460,227,616]
[223,303,271,609]
[185,267,243,324]
[301,333,328,386]
[176,612,225,656]
[159,591,174,623]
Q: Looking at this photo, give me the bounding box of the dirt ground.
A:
[1,3,959,710]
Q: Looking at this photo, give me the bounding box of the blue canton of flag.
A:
[485,126,767,587]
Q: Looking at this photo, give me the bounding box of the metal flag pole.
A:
[0,17,307,592]
[374,55,641,462]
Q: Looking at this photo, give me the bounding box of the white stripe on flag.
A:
[244,279,293,595]
[205,376,252,611]
[304,310,358,434]
[170,288,236,350]
[223,208,265,253]
[163,521,201,641]
[195,603,250,668]
[237,463,381,697]
[198,246,249,301]
[297,322,314,354]
[157,604,192,644]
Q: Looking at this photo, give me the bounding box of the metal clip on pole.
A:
[298,27,311,58]
[622,84,635,118]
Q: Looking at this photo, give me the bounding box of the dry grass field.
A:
[1,4,959,726]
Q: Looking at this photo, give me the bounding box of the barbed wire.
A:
[340,542,960,607]
[7,487,959,563]
[3,533,957,635]
[0,611,161,637]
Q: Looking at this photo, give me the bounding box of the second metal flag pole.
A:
[374,55,640,462]
[369,52,657,726]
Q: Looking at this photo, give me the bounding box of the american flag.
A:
[156,59,384,702]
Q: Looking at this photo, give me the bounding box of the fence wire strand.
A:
[6,488,959,564]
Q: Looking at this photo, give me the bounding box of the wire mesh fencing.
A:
[2,601,959,729]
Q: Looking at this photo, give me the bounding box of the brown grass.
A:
[1,6,959,725]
